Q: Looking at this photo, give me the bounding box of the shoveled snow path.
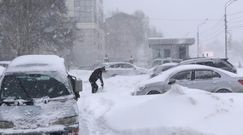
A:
[71,69,150,135]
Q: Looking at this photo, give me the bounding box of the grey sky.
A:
[104,0,243,41]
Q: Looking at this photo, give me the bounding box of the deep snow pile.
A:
[73,69,243,135]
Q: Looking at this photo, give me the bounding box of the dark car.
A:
[179,58,237,73]
[150,63,178,78]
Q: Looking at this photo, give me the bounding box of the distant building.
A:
[148,38,195,60]
[66,0,105,67]
[104,12,147,63]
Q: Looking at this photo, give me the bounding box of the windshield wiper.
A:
[0,99,33,106]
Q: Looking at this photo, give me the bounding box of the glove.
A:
[101,83,104,88]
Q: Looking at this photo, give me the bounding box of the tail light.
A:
[238,80,243,85]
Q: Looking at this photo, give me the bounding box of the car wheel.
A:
[147,90,161,95]
[216,89,232,93]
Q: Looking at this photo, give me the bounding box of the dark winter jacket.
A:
[89,68,104,84]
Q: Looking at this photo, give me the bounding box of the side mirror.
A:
[168,79,176,85]
[68,75,82,99]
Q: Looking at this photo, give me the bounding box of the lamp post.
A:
[224,0,237,58]
[197,18,208,57]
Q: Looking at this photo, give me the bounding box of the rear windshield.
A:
[0,74,70,100]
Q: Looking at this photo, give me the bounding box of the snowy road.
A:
[70,69,243,135]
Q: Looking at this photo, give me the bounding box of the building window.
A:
[179,46,186,59]
[164,49,171,58]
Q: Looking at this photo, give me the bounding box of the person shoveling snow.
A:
[89,66,106,93]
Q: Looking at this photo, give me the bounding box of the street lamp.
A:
[197,18,208,57]
[224,0,237,58]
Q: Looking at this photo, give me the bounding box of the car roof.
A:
[103,62,132,65]
[102,62,134,68]
[6,55,66,74]
[140,64,238,86]
[180,57,227,64]
[159,63,178,67]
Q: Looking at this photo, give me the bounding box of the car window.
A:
[196,61,214,66]
[194,70,221,80]
[171,70,192,81]
[153,60,162,66]
[110,64,120,68]
[0,74,70,99]
[120,63,133,68]
[163,60,170,64]
[214,61,230,68]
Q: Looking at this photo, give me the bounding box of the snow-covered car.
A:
[99,62,147,77]
[0,55,82,135]
[150,63,178,78]
[133,64,243,95]
[179,57,237,73]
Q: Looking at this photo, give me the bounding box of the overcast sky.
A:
[104,0,243,58]
[104,0,243,41]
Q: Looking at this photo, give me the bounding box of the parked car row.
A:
[179,57,237,73]
[133,64,243,95]
[95,57,237,80]
[131,57,242,95]
[149,57,236,76]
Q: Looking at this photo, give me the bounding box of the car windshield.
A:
[0,74,70,100]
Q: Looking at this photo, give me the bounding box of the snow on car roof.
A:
[140,64,239,86]
[179,57,226,64]
[103,62,133,65]
[6,55,66,74]
[160,62,178,67]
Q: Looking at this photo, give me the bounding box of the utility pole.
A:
[224,0,237,59]
[224,9,228,58]
[197,19,208,57]
[197,29,199,58]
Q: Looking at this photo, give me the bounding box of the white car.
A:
[134,64,243,95]
[99,62,147,77]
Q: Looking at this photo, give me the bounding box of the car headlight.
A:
[52,116,79,126]
[133,86,146,95]
[0,121,14,129]
[139,86,146,91]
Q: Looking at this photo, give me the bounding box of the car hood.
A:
[136,81,166,92]
[0,96,78,130]
[144,81,167,90]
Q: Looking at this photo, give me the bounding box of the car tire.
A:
[216,89,232,93]
[147,90,161,95]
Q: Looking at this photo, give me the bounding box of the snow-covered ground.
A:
[71,68,243,135]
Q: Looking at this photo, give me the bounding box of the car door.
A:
[170,70,193,87]
[190,69,221,91]
[106,64,119,77]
